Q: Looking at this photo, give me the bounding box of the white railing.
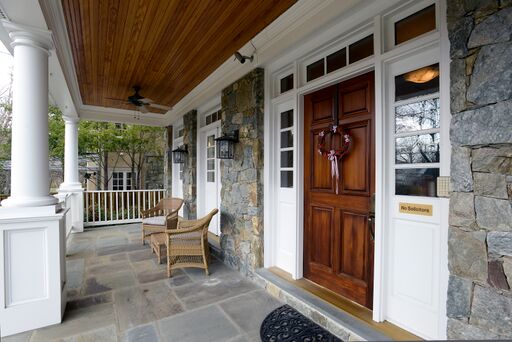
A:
[84,189,167,227]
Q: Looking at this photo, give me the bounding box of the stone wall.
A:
[163,125,173,195]
[218,68,264,276]
[182,110,197,219]
[447,1,512,339]
[144,155,164,189]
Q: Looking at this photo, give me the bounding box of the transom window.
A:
[394,4,436,46]
[393,63,440,197]
[205,110,221,125]
[305,34,374,83]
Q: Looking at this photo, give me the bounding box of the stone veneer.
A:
[447,1,512,339]
[163,125,173,195]
[217,68,264,276]
[182,110,197,219]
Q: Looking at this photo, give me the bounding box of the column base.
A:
[0,207,67,337]
[57,188,84,234]
[58,182,83,192]
[1,195,59,208]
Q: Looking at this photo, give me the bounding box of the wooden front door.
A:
[304,71,375,308]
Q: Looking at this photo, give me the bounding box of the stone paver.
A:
[157,305,240,342]
[4,223,281,341]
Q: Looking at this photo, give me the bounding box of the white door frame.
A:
[264,0,450,334]
[197,121,222,235]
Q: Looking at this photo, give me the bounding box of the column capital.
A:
[63,116,79,124]
[1,21,53,54]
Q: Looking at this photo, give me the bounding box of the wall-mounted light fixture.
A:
[171,145,188,164]
[215,130,239,159]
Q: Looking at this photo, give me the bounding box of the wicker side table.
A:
[150,232,167,264]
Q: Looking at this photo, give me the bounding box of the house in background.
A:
[0,0,511,340]
[83,152,164,191]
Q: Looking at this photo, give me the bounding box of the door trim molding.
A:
[197,121,221,235]
[263,0,450,334]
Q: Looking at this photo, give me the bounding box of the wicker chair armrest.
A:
[141,206,161,218]
[166,224,204,235]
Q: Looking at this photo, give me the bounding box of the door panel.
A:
[340,211,367,280]
[341,123,369,193]
[339,78,372,117]
[310,85,337,124]
[310,206,333,268]
[311,132,333,190]
[304,71,375,309]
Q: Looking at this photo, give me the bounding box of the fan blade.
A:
[139,105,149,113]
[105,97,128,102]
[148,103,171,111]
[139,98,154,104]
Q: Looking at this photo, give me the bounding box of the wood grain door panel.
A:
[309,206,334,269]
[304,71,375,309]
[339,211,368,281]
[341,122,370,194]
[311,131,334,190]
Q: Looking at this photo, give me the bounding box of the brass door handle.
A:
[368,216,375,242]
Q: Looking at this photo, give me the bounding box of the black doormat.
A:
[260,305,342,341]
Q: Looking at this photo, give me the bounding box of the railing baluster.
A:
[132,191,135,219]
[92,192,95,222]
[137,191,141,218]
[127,191,130,220]
[110,192,113,221]
[121,191,125,221]
[104,192,107,222]
[85,191,89,223]
[116,191,119,220]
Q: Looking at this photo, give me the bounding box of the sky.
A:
[0,41,13,98]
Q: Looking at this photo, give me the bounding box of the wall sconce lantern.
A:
[171,145,188,164]
[215,130,239,159]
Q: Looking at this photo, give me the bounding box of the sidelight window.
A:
[206,134,216,183]
[393,63,440,197]
[279,109,294,188]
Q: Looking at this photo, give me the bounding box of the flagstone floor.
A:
[5,224,281,342]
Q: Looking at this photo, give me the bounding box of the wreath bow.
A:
[317,125,352,194]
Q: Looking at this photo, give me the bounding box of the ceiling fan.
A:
[107,86,171,113]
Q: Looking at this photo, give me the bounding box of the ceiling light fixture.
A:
[404,65,439,83]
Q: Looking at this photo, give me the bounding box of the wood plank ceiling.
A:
[62,0,296,114]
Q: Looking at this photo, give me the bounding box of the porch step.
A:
[256,268,412,341]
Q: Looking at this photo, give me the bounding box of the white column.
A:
[58,116,84,233]
[1,23,57,208]
[59,117,81,190]
[0,23,66,337]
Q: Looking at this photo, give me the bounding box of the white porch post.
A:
[1,23,58,208]
[61,117,81,189]
[0,22,66,337]
[58,116,84,233]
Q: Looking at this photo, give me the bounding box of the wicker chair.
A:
[160,208,219,277]
[141,197,183,245]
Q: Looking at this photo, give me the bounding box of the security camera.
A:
[234,51,254,64]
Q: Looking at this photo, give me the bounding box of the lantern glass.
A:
[215,130,238,159]
[171,146,187,164]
